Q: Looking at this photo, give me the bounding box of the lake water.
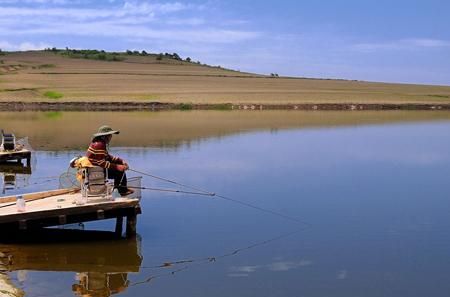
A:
[1,111,450,297]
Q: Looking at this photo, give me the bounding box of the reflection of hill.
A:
[0,110,450,150]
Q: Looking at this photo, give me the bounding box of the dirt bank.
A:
[0,101,450,111]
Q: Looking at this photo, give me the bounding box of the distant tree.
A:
[126,50,133,55]
[156,53,163,61]
[172,53,181,60]
[141,50,147,56]
[185,57,191,62]
[133,50,139,55]
[51,47,57,52]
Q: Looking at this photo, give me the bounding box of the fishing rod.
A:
[129,168,215,196]
[127,186,215,197]
[129,168,311,226]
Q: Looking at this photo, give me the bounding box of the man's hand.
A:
[116,164,128,172]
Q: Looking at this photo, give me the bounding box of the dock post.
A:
[115,216,123,236]
[126,215,137,238]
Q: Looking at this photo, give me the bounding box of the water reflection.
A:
[0,162,32,194]
[0,110,450,150]
[0,229,142,297]
[1,117,450,296]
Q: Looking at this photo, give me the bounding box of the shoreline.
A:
[0,101,450,111]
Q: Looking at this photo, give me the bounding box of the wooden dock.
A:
[0,189,141,237]
[0,149,31,166]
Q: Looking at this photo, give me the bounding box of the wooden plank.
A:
[0,199,139,224]
[0,188,77,204]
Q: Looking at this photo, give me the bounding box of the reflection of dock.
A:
[0,229,142,297]
[0,162,32,194]
[0,149,31,166]
[0,189,141,237]
[0,229,142,273]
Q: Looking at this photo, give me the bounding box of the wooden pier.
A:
[0,189,141,237]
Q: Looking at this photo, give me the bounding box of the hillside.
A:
[0,50,450,105]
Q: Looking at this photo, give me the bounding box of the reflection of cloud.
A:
[230,259,312,276]
[337,270,347,280]
[227,273,249,278]
[348,150,447,166]
[268,260,312,271]
[230,265,261,273]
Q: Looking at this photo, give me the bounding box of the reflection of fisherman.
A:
[86,125,133,196]
[72,272,129,297]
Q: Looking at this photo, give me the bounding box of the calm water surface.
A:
[1,113,450,297]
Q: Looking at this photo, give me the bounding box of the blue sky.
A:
[0,0,449,85]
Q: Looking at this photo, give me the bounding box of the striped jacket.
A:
[86,139,124,170]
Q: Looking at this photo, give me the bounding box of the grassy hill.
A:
[0,50,449,105]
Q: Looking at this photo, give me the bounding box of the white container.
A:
[16,195,26,212]
[75,193,87,205]
[111,188,121,200]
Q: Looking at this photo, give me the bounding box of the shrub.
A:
[43,91,63,99]
[178,103,193,110]
[38,64,55,69]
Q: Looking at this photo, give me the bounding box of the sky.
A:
[0,0,449,85]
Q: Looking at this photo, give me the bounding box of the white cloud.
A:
[0,22,260,44]
[352,38,450,52]
[0,40,51,50]
[0,2,260,44]
[0,0,73,4]
[166,17,205,26]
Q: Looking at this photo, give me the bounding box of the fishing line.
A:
[129,168,310,227]
[139,228,305,270]
[130,228,306,287]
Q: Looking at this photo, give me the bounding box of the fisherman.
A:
[86,125,134,196]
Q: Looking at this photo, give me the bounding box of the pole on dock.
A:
[115,216,123,236]
[126,215,137,238]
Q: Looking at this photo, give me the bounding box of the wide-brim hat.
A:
[93,125,120,137]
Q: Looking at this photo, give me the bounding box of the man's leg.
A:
[107,168,128,194]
